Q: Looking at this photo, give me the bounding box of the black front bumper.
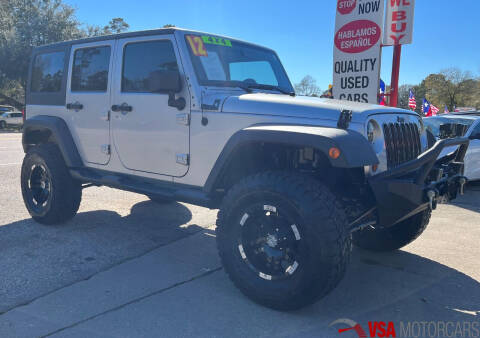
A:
[368,137,470,227]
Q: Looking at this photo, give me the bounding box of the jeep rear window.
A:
[71,46,111,92]
[31,51,65,92]
[185,35,293,93]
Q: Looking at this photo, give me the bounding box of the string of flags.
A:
[329,83,451,117]
[406,89,447,117]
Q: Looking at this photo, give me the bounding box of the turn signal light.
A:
[329,147,341,159]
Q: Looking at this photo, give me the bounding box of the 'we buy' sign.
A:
[384,0,416,45]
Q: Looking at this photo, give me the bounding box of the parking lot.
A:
[0,131,479,337]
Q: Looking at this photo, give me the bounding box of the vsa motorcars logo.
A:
[330,318,396,338]
[329,318,480,338]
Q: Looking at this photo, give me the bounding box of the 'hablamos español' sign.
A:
[333,0,384,104]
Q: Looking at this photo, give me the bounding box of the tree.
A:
[294,75,321,97]
[163,24,175,28]
[424,68,477,111]
[104,17,129,34]
[397,84,413,110]
[471,81,480,109]
[86,17,129,37]
[0,0,129,107]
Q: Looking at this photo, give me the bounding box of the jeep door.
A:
[111,35,190,177]
[66,41,114,165]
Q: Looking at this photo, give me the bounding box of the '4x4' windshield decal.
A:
[186,35,232,57]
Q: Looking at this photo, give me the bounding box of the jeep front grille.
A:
[383,122,422,169]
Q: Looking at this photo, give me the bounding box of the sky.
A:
[65,0,480,91]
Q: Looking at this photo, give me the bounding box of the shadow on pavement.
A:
[286,247,480,336]
[67,230,480,337]
[1,198,479,336]
[0,200,200,313]
[449,183,480,213]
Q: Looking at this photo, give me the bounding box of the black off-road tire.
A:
[216,172,351,311]
[353,210,431,252]
[21,143,82,225]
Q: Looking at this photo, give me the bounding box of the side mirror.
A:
[148,70,185,110]
[469,133,480,140]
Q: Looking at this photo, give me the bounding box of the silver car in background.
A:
[0,105,23,129]
[424,114,480,181]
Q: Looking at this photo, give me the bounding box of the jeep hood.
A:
[220,93,416,123]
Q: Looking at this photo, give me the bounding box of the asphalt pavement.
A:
[0,132,479,337]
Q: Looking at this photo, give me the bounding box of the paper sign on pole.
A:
[333,0,384,104]
[384,0,415,45]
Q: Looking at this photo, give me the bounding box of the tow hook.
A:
[459,177,467,195]
[427,190,437,210]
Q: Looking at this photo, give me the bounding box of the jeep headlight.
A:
[366,120,383,153]
[367,120,377,143]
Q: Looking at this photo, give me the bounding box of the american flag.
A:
[431,104,439,116]
[408,90,416,110]
[444,104,449,114]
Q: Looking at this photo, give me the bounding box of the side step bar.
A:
[70,167,214,208]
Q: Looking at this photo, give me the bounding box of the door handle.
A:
[111,103,133,113]
[66,102,83,110]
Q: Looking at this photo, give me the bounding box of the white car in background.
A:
[0,105,23,129]
[424,113,480,181]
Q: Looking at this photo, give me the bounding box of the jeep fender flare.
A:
[204,124,378,193]
[22,115,83,167]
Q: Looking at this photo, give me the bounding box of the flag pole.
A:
[389,44,402,107]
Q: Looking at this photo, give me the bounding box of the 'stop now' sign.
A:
[383,0,416,45]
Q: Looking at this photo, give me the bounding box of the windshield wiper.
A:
[245,84,295,96]
[212,83,253,93]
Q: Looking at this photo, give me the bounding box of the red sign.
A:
[334,20,381,54]
[383,0,415,45]
[337,0,357,15]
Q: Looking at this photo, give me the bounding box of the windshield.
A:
[424,117,474,138]
[185,34,294,94]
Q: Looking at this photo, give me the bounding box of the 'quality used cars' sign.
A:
[333,0,384,104]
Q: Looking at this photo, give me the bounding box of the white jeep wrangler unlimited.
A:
[22,28,470,310]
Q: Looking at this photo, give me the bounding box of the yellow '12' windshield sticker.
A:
[186,35,233,56]
[186,35,208,56]
[201,35,232,47]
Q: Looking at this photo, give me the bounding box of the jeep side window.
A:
[31,51,65,92]
[122,40,178,93]
[71,46,111,92]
